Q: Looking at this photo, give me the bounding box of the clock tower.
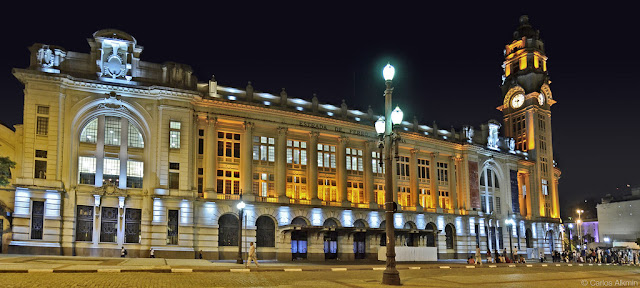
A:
[498,15,559,219]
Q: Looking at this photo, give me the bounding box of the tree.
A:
[0,156,16,186]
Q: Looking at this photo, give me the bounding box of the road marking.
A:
[465,266,475,269]
[568,264,573,266]
[439,266,450,269]
[171,268,193,273]
[526,265,533,267]
[541,264,548,267]
[606,263,610,266]
[284,268,302,272]
[408,267,420,270]
[331,268,347,271]
[588,264,593,266]
[579,264,583,266]
[555,264,561,267]
[508,264,516,268]
[97,269,121,273]
[598,264,602,266]
[230,269,250,272]
[28,269,53,273]
[489,265,497,268]
[373,267,386,271]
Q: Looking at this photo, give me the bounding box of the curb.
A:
[0,263,635,274]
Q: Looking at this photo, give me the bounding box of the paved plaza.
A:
[0,256,638,287]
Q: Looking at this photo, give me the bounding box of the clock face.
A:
[538,93,545,105]
[511,94,525,109]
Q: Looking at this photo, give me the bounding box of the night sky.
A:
[1,3,637,220]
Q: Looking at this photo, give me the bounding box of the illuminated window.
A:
[347,181,364,203]
[169,162,180,189]
[419,188,432,208]
[254,136,276,164]
[374,183,385,205]
[396,156,410,180]
[128,123,144,148]
[217,132,241,160]
[542,60,547,71]
[103,158,120,184]
[78,156,96,184]
[542,179,549,196]
[253,173,274,197]
[397,186,411,207]
[418,159,430,183]
[519,56,527,70]
[286,140,307,168]
[534,55,539,68]
[437,162,448,185]
[126,160,143,188]
[169,121,181,149]
[287,175,307,199]
[317,144,336,172]
[80,119,98,143]
[346,148,363,175]
[318,178,337,202]
[479,168,500,214]
[372,151,385,175]
[217,169,240,194]
[34,150,47,179]
[512,114,527,151]
[505,64,511,77]
[439,190,450,209]
[104,116,121,146]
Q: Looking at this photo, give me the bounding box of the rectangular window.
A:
[124,208,142,243]
[36,116,49,136]
[126,160,144,188]
[437,162,448,185]
[318,178,336,202]
[35,158,47,179]
[496,196,501,214]
[542,179,549,196]
[100,207,118,243]
[253,173,275,197]
[169,121,181,149]
[217,169,240,194]
[104,116,121,146]
[346,148,364,174]
[419,188,431,208]
[396,156,410,180]
[317,144,336,172]
[198,138,204,155]
[167,209,179,245]
[286,176,307,200]
[169,162,179,189]
[103,158,120,184]
[397,186,411,207]
[197,177,204,196]
[80,119,98,143]
[35,150,47,158]
[76,205,93,242]
[78,156,96,184]
[347,181,365,203]
[374,183,385,205]
[31,201,44,240]
[217,132,241,160]
[372,151,384,175]
[418,159,430,182]
[286,140,307,168]
[128,123,144,148]
[37,105,49,115]
[254,136,276,164]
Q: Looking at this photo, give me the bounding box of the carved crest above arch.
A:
[91,182,127,197]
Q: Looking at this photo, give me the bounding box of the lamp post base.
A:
[236,259,243,265]
[382,269,401,285]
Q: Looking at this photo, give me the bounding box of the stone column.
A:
[241,121,255,201]
[308,131,320,205]
[449,156,458,211]
[95,115,105,186]
[338,136,350,207]
[275,127,288,202]
[118,118,129,189]
[204,116,217,199]
[410,149,422,211]
[551,177,559,218]
[430,152,439,210]
[364,141,377,209]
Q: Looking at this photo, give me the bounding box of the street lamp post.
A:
[376,63,402,285]
[568,223,574,250]
[236,193,246,265]
[505,218,515,261]
[576,209,584,250]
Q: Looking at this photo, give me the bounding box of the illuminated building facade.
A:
[0,16,562,260]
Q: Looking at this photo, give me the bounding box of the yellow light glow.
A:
[505,64,510,76]
[577,219,582,224]
[534,55,539,68]
[519,57,527,70]
[543,60,547,71]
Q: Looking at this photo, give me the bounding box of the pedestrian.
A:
[246,242,259,268]
[199,250,203,259]
[121,246,127,258]
[487,249,493,264]
[475,245,482,266]
[150,248,155,258]
[513,246,518,262]
[539,251,544,263]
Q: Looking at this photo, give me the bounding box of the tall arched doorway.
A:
[218,214,239,247]
[445,223,456,250]
[323,218,338,260]
[425,222,437,247]
[256,216,275,248]
[525,228,533,248]
[353,219,366,259]
[291,217,308,260]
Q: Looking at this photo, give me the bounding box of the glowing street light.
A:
[391,106,403,126]
[383,63,395,81]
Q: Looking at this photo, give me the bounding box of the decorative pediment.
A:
[92,182,127,197]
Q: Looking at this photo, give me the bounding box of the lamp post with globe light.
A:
[375,63,403,285]
[505,218,515,261]
[236,195,246,265]
[576,209,584,249]
[568,223,574,250]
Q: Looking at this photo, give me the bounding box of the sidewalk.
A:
[0,255,636,273]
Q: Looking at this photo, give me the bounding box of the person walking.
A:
[487,249,493,264]
[513,246,518,262]
[475,246,483,266]
[150,248,155,258]
[121,246,127,258]
[246,242,259,268]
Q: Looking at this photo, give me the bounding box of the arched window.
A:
[445,224,455,249]
[379,220,387,247]
[404,222,416,230]
[256,216,275,247]
[323,218,338,228]
[479,167,500,214]
[525,228,533,248]
[291,217,308,227]
[218,214,239,246]
[425,222,437,247]
[353,219,366,228]
[78,116,144,188]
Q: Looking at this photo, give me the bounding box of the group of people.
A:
[469,246,526,265]
[121,243,261,268]
[549,248,639,265]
